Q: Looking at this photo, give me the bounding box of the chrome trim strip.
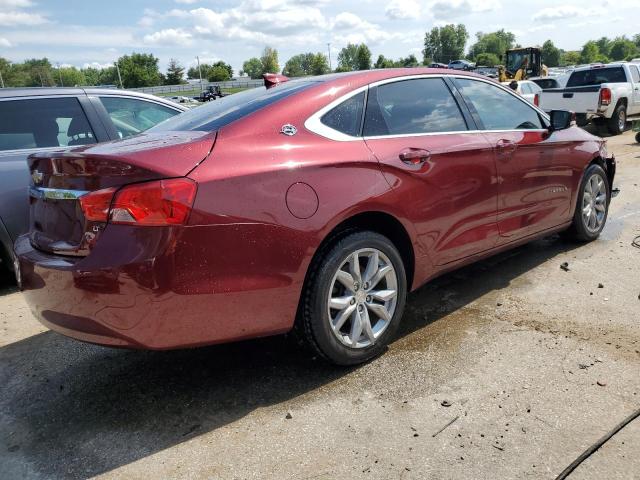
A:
[304,73,552,142]
[29,186,89,200]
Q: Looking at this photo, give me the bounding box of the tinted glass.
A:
[100,96,179,138]
[150,80,317,132]
[455,78,543,130]
[320,91,365,136]
[363,78,467,136]
[567,67,627,87]
[630,66,640,83]
[532,78,559,89]
[0,97,95,151]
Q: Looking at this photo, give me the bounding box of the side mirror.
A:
[549,110,574,132]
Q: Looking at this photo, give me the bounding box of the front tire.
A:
[607,104,626,135]
[298,231,407,366]
[565,164,610,242]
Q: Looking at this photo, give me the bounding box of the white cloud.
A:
[175,0,198,3]
[5,26,136,47]
[82,61,113,70]
[0,10,48,26]
[430,0,500,20]
[533,6,602,22]
[0,0,33,6]
[144,28,193,46]
[0,37,11,47]
[385,0,421,20]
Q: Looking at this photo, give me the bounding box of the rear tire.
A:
[635,132,640,143]
[298,231,407,366]
[607,104,626,135]
[564,164,610,242]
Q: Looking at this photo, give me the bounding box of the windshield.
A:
[567,67,627,87]
[150,80,318,132]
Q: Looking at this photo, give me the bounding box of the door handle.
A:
[496,139,517,154]
[399,148,431,166]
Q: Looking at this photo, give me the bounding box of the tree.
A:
[283,53,329,76]
[468,29,515,60]
[374,54,395,69]
[337,43,372,71]
[398,54,419,67]
[116,53,161,88]
[81,67,101,86]
[165,58,185,85]
[188,61,233,81]
[57,67,86,87]
[580,41,600,64]
[422,24,468,64]
[561,51,580,66]
[208,65,231,81]
[609,37,637,61]
[634,34,640,50]
[261,46,279,74]
[595,37,612,58]
[242,57,263,79]
[541,40,561,67]
[475,53,500,67]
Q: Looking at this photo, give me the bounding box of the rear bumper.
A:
[15,223,307,349]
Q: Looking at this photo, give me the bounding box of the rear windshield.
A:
[149,80,317,132]
[567,67,627,87]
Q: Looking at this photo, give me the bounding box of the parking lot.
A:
[0,129,639,479]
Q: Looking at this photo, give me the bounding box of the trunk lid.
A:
[28,131,215,256]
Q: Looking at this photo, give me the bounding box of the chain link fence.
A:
[128,79,264,95]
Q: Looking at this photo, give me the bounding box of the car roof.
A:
[0,87,188,110]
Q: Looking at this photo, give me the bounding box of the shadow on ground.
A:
[0,234,581,479]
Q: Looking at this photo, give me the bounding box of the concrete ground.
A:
[1,130,639,480]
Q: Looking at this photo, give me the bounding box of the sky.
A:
[0,0,638,75]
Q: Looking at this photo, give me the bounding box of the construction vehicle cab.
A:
[499,47,548,82]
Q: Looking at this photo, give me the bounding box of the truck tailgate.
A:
[539,86,600,113]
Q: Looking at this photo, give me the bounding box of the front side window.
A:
[0,97,95,152]
[630,66,640,83]
[320,91,365,137]
[99,97,180,138]
[363,78,467,136]
[454,78,543,130]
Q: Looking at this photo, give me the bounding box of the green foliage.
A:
[188,61,233,81]
[541,40,561,67]
[595,37,612,57]
[468,29,515,60]
[282,53,329,77]
[374,54,395,69]
[165,58,185,85]
[561,51,581,66]
[57,67,86,86]
[422,24,468,64]
[580,41,600,64]
[116,53,161,88]
[475,53,500,67]
[241,57,263,79]
[609,37,637,61]
[374,53,419,69]
[337,44,372,72]
[261,46,279,74]
[207,65,231,81]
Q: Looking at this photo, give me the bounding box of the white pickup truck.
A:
[539,62,640,135]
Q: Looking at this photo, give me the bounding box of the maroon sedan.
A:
[15,69,615,365]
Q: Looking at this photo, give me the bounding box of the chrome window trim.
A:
[304,73,551,142]
[29,186,89,200]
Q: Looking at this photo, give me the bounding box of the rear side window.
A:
[99,96,180,139]
[363,78,467,136]
[630,66,640,83]
[0,97,95,151]
[150,80,317,132]
[320,91,365,137]
[454,78,543,130]
[567,67,627,87]
[532,79,558,90]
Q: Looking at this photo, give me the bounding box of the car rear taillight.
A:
[534,93,540,107]
[599,87,612,106]
[79,178,197,226]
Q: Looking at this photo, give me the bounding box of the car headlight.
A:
[599,142,608,159]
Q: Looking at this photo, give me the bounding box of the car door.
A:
[90,95,183,140]
[362,76,499,266]
[452,77,573,242]
[0,95,108,251]
[628,65,640,114]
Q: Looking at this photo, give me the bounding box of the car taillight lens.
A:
[79,187,117,222]
[110,178,197,226]
[79,178,197,226]
[599,88,611,106]
[534,93,539,106]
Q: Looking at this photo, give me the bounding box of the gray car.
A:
[0,88,187,274]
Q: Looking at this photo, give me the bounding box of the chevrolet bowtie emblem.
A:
[31,171,44,185]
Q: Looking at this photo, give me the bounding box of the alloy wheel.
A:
[327,248,398,349]
[582,173,607,232]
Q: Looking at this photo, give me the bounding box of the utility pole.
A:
[57,62,63,87]
[196,56,204,94]
[0,69,4,88]
[115,61,123,89]
[327,43,332,71]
